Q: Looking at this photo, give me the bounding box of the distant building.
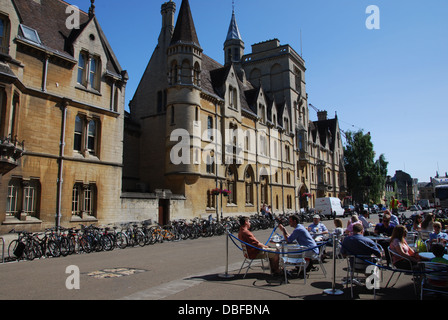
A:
[0,0,128,233]
[124,0,347,224]
[390,170,417,206]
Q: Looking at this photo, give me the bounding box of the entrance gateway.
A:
[156,189,172,226]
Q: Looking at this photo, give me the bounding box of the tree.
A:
[344,130,388,204]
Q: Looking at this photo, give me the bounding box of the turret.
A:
[224,8,244,65]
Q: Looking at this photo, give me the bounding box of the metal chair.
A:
[238,244,269,278]
[345,254,380,299]
[281,244,307,284]
[385,247,418,295]
[313,241,327,278]
[420,262,448,300]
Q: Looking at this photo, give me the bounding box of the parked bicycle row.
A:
[4,214,278,262]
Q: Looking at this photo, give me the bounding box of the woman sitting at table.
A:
[411,213,423,232]
[389,225,426,270]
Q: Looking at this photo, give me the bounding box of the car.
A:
[344,205,355,215]
[369,204,379,213]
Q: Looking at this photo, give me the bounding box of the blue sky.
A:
[68,0,448,183]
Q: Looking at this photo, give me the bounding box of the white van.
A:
[315,197,345,218]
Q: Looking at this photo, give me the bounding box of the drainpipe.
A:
[42,54,50,92]
[56,99,69,230]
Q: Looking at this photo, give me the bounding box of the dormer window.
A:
[19,24,41,44]
[229,86,238,110]
[77,51,101,92]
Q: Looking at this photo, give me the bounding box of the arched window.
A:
[260,175,268,205]
[193,62,201,86]
[245,166,254,205]
[181,59,191,84]
[226,165,237,204]
[170,60,178,85]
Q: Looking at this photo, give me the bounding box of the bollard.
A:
[219,226,234,279]
[323,233,343,295]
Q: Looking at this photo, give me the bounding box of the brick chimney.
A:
[317,110,328,121]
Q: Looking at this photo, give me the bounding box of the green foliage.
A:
[344,130,388,204]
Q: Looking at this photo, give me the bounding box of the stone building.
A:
[125,0,347,224]
[0,0,128,233]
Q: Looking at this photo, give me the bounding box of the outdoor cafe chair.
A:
[345,254,380,299]
[313,241,327,278]
[386,247,418,295]
[281,244,307,284]
[238,243,269,278]
[419,262,448,300]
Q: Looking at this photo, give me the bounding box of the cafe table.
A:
[418,252,448,260]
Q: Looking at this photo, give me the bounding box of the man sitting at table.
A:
[307,215,329,241]
[278,214,319,272]
[238,216,281,275]
[340,223,383,271]
[374,212,395,236]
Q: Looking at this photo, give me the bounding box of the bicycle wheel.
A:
[115,232,128,249]
[79,234,92,253]
[135,230,146,247]
[101,234,114,251]
[47,240,61,258]
[8,240,21,260]
[59,237,70,257]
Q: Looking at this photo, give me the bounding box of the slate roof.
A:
[12,0,123,75]
[170,0,200,47]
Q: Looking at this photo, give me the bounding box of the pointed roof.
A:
[226,10,243,42]
[170,0,201,47]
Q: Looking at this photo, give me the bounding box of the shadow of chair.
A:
[238,244,269,278]
[420,262,448,300]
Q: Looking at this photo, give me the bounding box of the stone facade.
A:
[125,0,347,224]
[0,0,128,233]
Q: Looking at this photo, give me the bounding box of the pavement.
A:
[0,214,445,308]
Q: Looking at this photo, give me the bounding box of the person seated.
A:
[278,214,319,272]
[340,224,382,271]
[238,216,281,275]
[431,243,448,264]
[307,215,328,241]
[429,222,448,248]
[359,210,374,236]
[345,215,363,236]
[374,213,395,237]
[389,225,427,270]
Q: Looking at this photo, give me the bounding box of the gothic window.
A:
[77,52,88,86]
[181,59,191,84]
[90,56,101,91]
[6,178,40,218]
[0,15,10,54]
[245,167,254,205]
[193,62,201,86]
[207,116,213,140]
[260,175,268,205]
[227,166,237,205]
[229,86,238,110]
[72,183,97,218]
[74,115,101,157]
[87,120,97,154]
[170,61,178,85]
